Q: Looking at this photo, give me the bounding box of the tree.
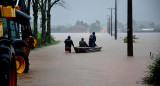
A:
[47,0,67,43]
[90,20,101,32]
[31,0,66,43]
[26,0,31,15]
[154,25,160,32]
[76,20,81,25]
[150,22,155,28]
[46,0,60,43]
[39,0,47,43]
[32,0,39,39]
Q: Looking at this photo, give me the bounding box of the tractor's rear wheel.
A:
[0,53,17,86]
[15,49,29,73]
[9,53,17,86]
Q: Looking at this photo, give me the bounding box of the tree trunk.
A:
[46,0,60,44]
[47,0,51,44]
[47,10,51,43]
[41,9,46,43]
[40,0,47,43]
[32,0,39,39]
[27,0,31,15]
[33,9,38,38]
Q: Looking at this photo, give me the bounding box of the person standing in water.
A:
[89,32,97,47]
[64,36,74,53]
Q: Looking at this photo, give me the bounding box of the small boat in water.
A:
[74,46,102,53]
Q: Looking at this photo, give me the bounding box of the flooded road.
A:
[17,33,160,86]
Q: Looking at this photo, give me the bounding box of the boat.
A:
[74,46,102,53]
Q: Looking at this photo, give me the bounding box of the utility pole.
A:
[115,0,117,40]
[108,8,114,36]
[127,0,133,56]
[107,16,111,34]
[109,16,111,34]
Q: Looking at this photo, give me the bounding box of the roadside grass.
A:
[35,33,60,49]
[142,52,160,85]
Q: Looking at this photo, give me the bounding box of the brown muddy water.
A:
[17,33,160,86]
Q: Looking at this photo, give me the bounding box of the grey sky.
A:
[51,0,160,26]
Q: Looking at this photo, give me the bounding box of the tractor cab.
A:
[0,18,20,39]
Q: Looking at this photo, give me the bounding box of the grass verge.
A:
[142,52,160,85]
[35,33,60,49]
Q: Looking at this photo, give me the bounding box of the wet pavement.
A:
[17,33,160,86]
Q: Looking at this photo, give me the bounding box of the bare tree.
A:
[47,0,59,43]
[47,0,66,43]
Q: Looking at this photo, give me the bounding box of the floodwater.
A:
[17,33,160,86]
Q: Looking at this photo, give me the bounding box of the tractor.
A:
[0,0,37,86]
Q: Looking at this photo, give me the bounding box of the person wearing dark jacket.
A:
[89,32,97,47]
[79,38,89,47]
[64,36,74,53]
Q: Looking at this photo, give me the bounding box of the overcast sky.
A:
[50,0,160,26]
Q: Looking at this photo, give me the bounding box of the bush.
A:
[50,35,59,45]
[36,33,59,48]
[123,35,138,43]
[142,52,160,85]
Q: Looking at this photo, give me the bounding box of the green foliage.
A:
[133,35,138,39]
[36,32,42,47]
[142,52,160,85]
[123,35,138,43]
[36,32,59,48]
[123,37,127,43]
[50,35,59,45]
